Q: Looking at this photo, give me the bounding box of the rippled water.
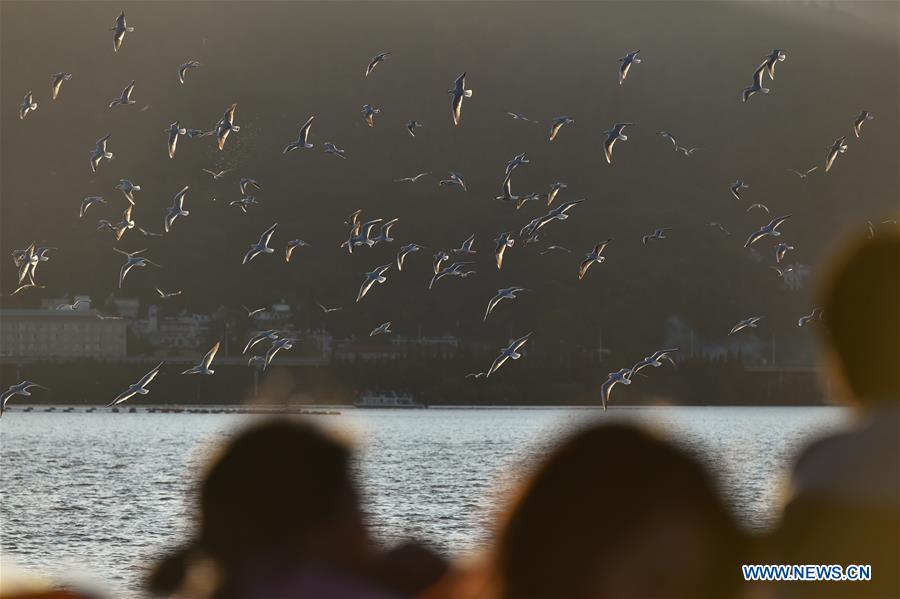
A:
[0,406,846,596]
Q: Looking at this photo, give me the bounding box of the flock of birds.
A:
[1,10,891,416]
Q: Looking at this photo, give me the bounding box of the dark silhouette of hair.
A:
[491,424,745,599]
[148,418,371,597]
[820,231,900,402]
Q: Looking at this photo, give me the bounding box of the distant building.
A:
[111,297,141,319]
[0,309,127,359]
[253,301,293,324]
[131,306,212,351]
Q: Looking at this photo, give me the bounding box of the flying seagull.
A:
[111,11,134,52]
[108,80,136,108]
[746,203,770,215]
[397,243,424,271]
[824,136,848,173]
[742,62,770,102]
[370,218,399,245]
[395,172,430,183]
[487,332,532,377]
[798,308,824,327]
[494,232,515,270]
[357,264,392,302]
[540,245,572,255]
[774,242,794,264]
[284,116,315,154]
[203,168,230,179]
[744,214,792,247]
[769,265,794,278]
[432,250,450,274]
[361,104,381,127]
[729,316,763,336]
[730,180,749,200]
[156,288,182,299]
[549,116,574,141]
[449,72,473,126]
[629,349,679,377]
[19,91,37,119]
[642,228,671,245]
[603,122,633,164]
[264,338,294,369]
[600,369,632,411]
[505,152,530,176]
[56,300,89,311]
[578,239,612,280]
[429,261,475,289]
[506,112,538,123]
[495,174,520,204]
[90,135,114,173]
[181,342,220,375]
[484,286,527,321]
[285,239,310,262]
[324,142,347,159]
[166,121,187,158]
[112,206,135,241]
[230,196,259,213]
[406,120,423,136]
[762,49,786,79]
[365,51,391,77]
[318,304,342,314]
[50,72,72,100]
[115,179,141,205]
[452,234,476,255]
[214,103,240,150]
[80,196,106,218]
[239,177,262,195]
[439,171,467,191]
[243,306,266,319]
[618,50,641,85]
[1,381,48,418]
[243,223,278,264]
[178,60,201,84]
[787,166,818,179]
[657,130,678,150]
[242,330,280,355]
[370,321,392,336]
[109,363,163,407]
[546,181,567,206]
[342,218,382,253]
[852,111,874,138]
[116,248,160,288]
[164,186,190,233]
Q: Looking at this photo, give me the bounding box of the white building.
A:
[0,309,127,359]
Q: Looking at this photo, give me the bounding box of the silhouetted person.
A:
[771,232,900,597]
[485,424,746,598]
[147,418,445,598]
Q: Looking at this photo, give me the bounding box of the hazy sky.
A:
[1,1,897,359]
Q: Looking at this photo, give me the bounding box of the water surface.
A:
[0,406,846,596]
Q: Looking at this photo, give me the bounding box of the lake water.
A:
[0,406,847,596]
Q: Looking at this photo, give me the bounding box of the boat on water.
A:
[354,392,425,408]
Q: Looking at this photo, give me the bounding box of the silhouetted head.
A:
[148,418,370,596]
[491,424,745,598]
[820,231,900,404]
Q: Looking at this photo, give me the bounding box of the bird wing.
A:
[138,362,164,387]
[258,223,278,246]
[451,94,463,126]
[202,342,220,369]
